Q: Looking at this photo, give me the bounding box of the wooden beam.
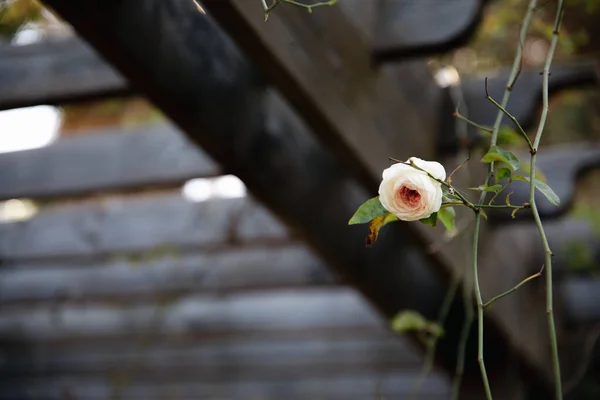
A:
[0,289,390,340]
[0,243,335,303]
[1,337,424,377]
[39,0,548,395]
[373,0,484,62]
[0,123,219,200]
[0,195,288,261]
[0,373,450,400]
[0,36,130,110]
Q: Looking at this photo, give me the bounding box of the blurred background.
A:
[0,0,599,399]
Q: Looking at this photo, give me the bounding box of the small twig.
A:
[447,154,472,185]
[483,265,544,309]
[264,0,338,19]
[453,111,493,134]
[443,201,526,210]
[484,78,535,153]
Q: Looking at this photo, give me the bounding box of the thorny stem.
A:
[263,0,338,19]
[471,1,539,397]
[472,212,492,399]
[484,80,535,153]
[483,265,544,309]
[529,1,565,398]
[453,111,493,133]
[442,201,525,210]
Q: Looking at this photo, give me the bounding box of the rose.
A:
[378,157,446,221]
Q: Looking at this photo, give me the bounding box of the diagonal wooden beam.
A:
[40,0,552,396]
[201,0,556,389]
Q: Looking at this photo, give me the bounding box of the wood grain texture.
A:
[0,123,219,201]
[0,373,450,400]
[0,195,288,260]
[0,243,336,303]
[0,289,387,340]
[0,36,130,110]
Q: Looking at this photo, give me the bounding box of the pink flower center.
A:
[396,186,422,207]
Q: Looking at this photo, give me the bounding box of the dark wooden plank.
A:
[39,1,540,396]
[0,37,130,110]
[1,337,423,377]
[0,289,386,341]
[0,195,288,261]
[562,279,600,323]
[0,244,335,303]
[0,123,219,201]
[373,0,484,61]
[0,373,451,400]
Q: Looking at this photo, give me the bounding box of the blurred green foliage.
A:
[0,0,42,39]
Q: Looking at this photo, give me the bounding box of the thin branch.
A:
[264,0,338,19]
[472,212,493,399]
[528,1,565,398]
[483,265,544,309]
[453,111,493,133]
[484,78,535,153]
[447,154,472,184]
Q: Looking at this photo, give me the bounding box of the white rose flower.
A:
[378,157,446,221]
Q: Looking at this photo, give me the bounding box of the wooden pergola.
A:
[2,0,598,397]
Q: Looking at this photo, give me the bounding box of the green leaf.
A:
[518,162,548,183]
[512,175,561,206]
[438,207,455,232]
[349,196,388,225]
[419,212,438,228]
[481,146,520,171]
[497,167,512,181]
[469,184,503,193]
[365,213,398,247]
[391,310,444,338]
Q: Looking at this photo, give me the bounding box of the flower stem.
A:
[529,1,565,397]
[469,1,538,396]
[472,211,492,399]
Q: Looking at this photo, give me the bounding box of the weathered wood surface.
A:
[0,123,219,201]
[1,336,423,376]
[39,0,546,395]
[562,279,600,323]
[0,37,130,110]
[0,243,335,303]
[374,0,483,61]
[0,373,450,400]
[0,195,287,261]
[0,289,390,341]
